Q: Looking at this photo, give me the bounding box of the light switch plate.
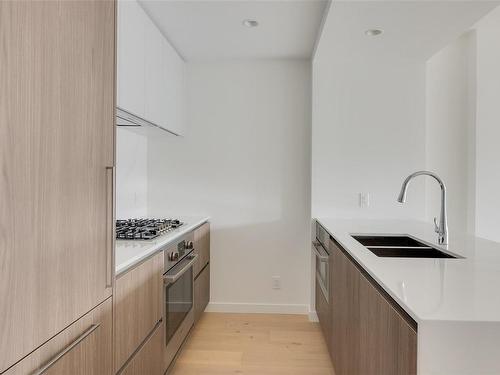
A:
[359,192,370,208]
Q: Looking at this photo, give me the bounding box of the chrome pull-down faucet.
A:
[397,171,448,245]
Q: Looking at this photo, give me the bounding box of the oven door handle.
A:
[164,254,198,285]
[313,241,329,262]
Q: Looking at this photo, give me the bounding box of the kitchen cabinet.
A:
[4,298,113,375]
[118,321,164,375]
[194,264,210,323]
[117,0,185,135]
[193,222,210,323]
[358,272,417,375]
[114,252,164,372]
[117,0,146,118]
[328,237,417,375]
[330,239,360,375]
[0,0,115,371]
[193,222,210,277]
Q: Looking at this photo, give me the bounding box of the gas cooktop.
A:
[116,218,183,240]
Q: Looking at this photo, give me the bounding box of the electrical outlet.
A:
[359,192,370,208]
[272,276,281,290]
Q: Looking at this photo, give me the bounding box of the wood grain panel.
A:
[0,1,115,371]
[114,252,163,372]
[4,298,113,375]
[329,237,417,375]
[330,239,360,375]
[194,264,210,323]
[193,222,210,277]
[118,321,164,375]
[359,273,417,375]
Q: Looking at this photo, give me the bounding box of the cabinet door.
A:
[163,38,186,136]
[114,252,163,372]
[117,0,146,117]
[193,222,210,277]
[194,264,210,323]
[0,1,115,371]
[330,241,360,375]
[4,298,113,375]
[119,321,164,375]
[145,21,168,129]
[358,274,417,375]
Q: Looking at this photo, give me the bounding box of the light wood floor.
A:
[169,313,335,375]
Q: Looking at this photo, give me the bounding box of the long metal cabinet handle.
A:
[164,254,198,285]
[105,166,115,288]
[32,324,100,375]
[312,241,329,262]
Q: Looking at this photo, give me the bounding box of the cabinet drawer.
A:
[118,320,164,375]
[4,298,112,375]
[193,222,210,278]
[114,252,163,372]
[194,264,210,323]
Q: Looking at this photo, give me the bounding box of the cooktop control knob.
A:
[168,251,179,261]
[186,241,194,250]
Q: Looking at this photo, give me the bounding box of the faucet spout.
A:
[397,171,448,245]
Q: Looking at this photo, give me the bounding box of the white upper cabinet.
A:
[117,0,146,118]
[162,36,186,136]
[118,0,185,136]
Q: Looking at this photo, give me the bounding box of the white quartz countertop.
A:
[316,218,500,324]
[115,216,210,276]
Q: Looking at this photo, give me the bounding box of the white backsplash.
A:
[116,127,148,219]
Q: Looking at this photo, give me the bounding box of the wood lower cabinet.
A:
[193,222,210,278]
[330,239,360,375]
[359,274,417,375]
[4,298,113,375]
[328,237,417,375]
[114,252,164,372]
[0,0,116,371]
[118,321,164,375]
[194,264,210,323]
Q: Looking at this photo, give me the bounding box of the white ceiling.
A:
[319,1,500,62]
[139,0,329,61]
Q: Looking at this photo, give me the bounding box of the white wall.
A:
[312,16,426,220]
[148,61,312,313]
[475,7,500,242]
[425,31,477,236]
[116,127,148,219]
[424,6,500,242]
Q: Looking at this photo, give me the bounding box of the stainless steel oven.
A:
[313,239,329,301]
[314,223,330,302]
[163,233,198,369]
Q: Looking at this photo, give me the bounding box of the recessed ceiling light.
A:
[242,19,259,28]
[365,29,383,37]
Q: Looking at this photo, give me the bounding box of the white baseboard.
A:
[308,310,319,322]
[206,302,309,315]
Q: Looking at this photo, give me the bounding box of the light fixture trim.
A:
[242,19,259,28]
[365,29,383,37]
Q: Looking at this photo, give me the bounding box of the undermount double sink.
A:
[352,235,460,259]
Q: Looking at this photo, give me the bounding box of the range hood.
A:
[116,108,179,136]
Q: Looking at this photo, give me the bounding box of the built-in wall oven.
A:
[313,223,331,344]
[314,224,330,301]
[163,232,198,369]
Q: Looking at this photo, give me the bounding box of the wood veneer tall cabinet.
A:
[0,1,116,372]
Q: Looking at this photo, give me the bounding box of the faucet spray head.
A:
[397,186,408,203]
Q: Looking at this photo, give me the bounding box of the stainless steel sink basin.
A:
[352,235,459,259]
